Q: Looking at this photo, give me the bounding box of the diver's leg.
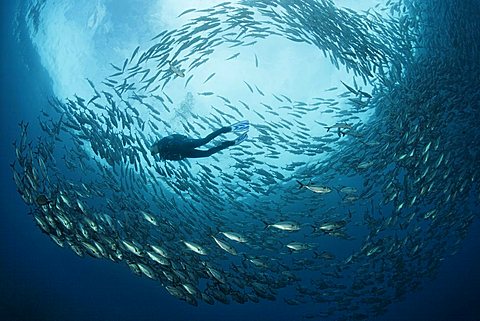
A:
[186,126,231,148]
[184,141,235,159]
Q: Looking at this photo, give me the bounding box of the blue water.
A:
[1,1,480,321]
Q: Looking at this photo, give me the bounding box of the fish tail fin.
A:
[296,180,305,189]
[261,220,270,230]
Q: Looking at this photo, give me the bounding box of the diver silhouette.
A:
[150,120,249,161]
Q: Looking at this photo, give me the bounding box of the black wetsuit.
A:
[151,126,234,160]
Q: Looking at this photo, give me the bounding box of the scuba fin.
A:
[230,120,249,133]
[234,132,248,145]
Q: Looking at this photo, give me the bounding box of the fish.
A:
[169,61,185,77]
[183,241,207,255]
[316,220,347,231]
[341,81,358,95]
[338,186,357,194]
[325,123,353,132]
[137,263,156,279]
[296,180,332,194]
[177,8,196,17]
[141,211,158,226]
[150,245,169,258]
[121,240,143,257]
[254,85,265,96]
[264,221,301,231]
[357,161,374,169]
[130,46,140,62]
[203,72,216,84]
[226,52,240,60]
[184,74,194,87]
[220,231,247,243]
[212,236,237,255]
[243,81,254,93]
[286,242,312,251]
[147,251,170,266]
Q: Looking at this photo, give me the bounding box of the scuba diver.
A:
[150,120,249,161]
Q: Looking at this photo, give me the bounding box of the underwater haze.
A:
[1,0,480,320]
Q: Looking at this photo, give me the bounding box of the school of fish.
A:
[12,0,480,320]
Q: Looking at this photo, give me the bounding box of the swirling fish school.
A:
[13,0,480,320]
